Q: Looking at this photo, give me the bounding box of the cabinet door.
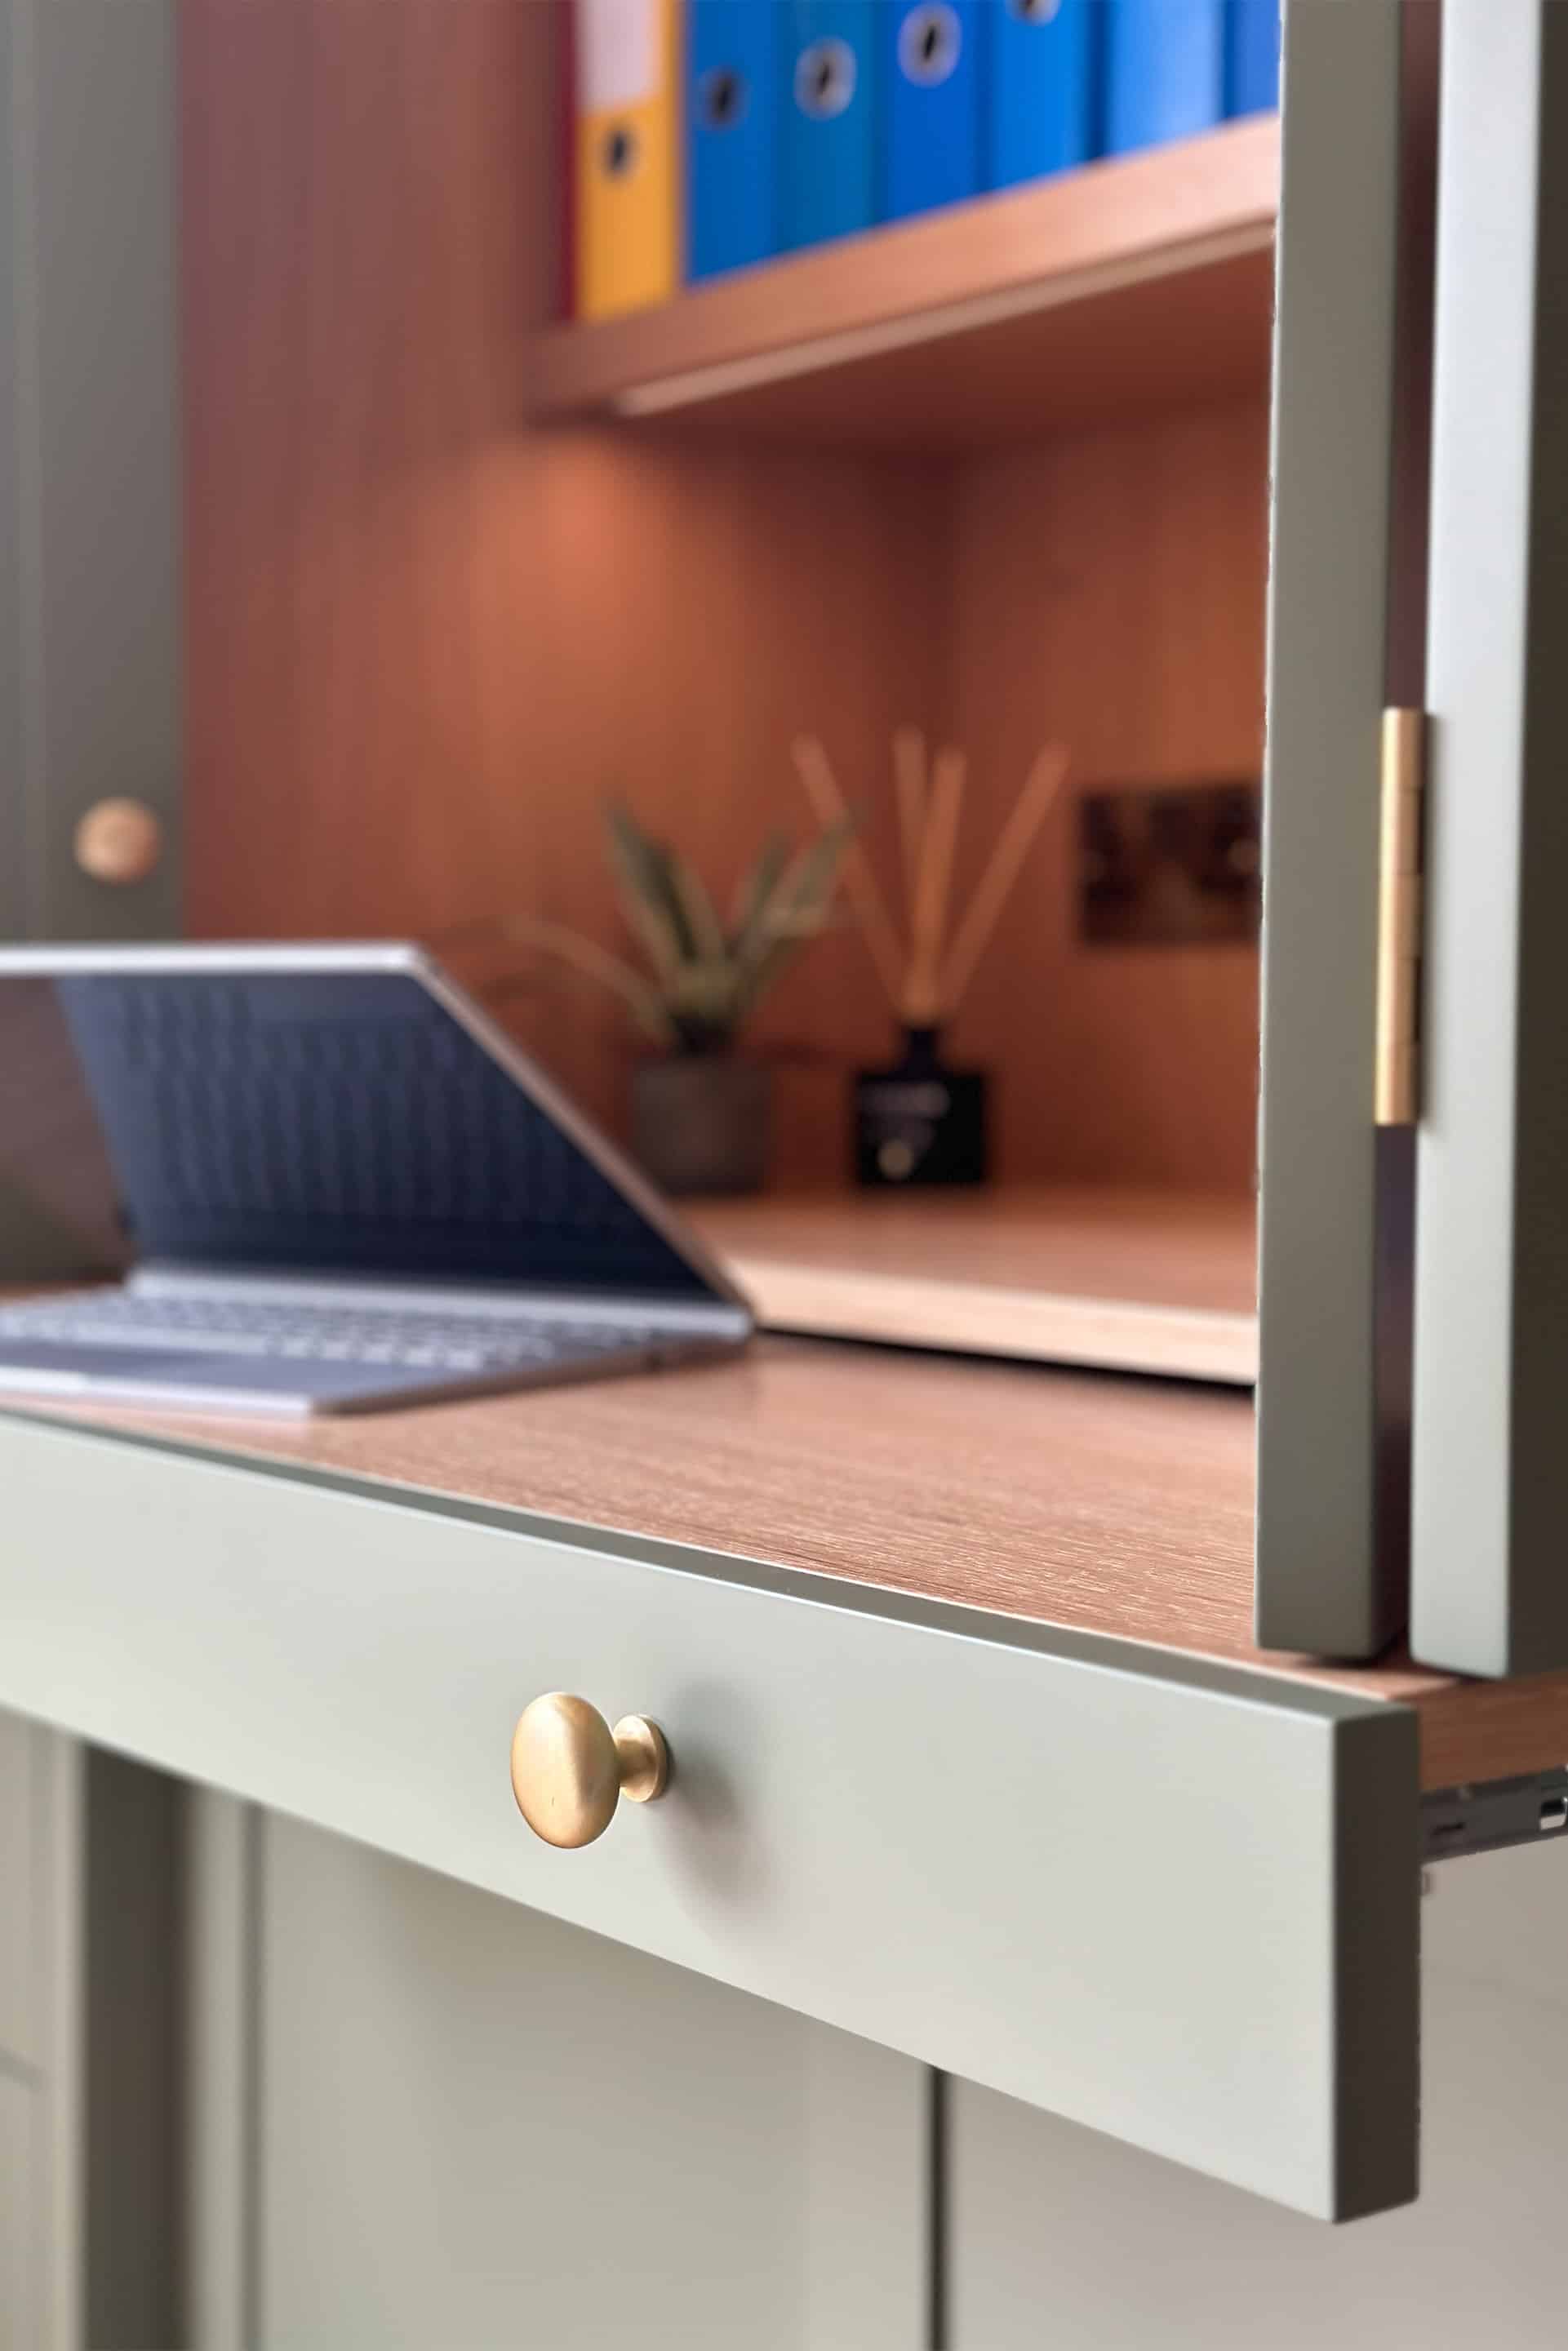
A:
[1254,0,1436,1660]
[1410,1,1568,1677]
[189,1803,928,2351]
[944,1847,1568,2351]
[0,0,181,1268]
[0,1712,82,2351]
[0,0,180,950]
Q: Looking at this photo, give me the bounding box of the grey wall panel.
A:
[1413,0,1568,1677]
[1255,0,1406,1658]
[0,1411,1420,2220]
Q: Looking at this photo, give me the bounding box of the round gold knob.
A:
[509,1693,669,1850]
[73,798,164,886]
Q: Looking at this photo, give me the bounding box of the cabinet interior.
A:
[181,2,1269,1335]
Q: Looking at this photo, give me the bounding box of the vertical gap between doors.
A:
[927,2069,949,2351]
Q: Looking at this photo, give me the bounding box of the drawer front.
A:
[0,1413,1418,2220]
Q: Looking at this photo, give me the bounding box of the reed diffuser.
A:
[793,730,1068,1186]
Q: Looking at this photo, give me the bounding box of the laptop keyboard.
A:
[0,1291,655,1375]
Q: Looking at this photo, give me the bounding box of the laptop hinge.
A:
[1375,707,1426,1127]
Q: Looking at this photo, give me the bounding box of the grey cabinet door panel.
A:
[947,1846,1568,2351]
[0,2075,38,2351]
[0,0,181,948]
[0,1709,38,2062]
[0,1411,1418,2220]
[1255,0,1408,1658]
[1412,0,1568,1678]
[251,1811,926,2351]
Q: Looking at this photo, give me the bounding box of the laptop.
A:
[0,943,753,1414]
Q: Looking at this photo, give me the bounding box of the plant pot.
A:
[630,1056,771,1197]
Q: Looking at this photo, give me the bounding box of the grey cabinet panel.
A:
[251,1811,923,2351]
[1255,0,1407,1657]
[0,1413,1419,2220]
[0,0,181,945]
[184,1790,256,2351]
[0,0,25,944]
[1,0,182,1295]
[0,1717,180,2351]
[81,1750,182,2351]
[947,1844,1568,2350]
[1413,1,1568,1677]
[0,1721,82,2351]
[0,2073,39,2351]
[0,1709,37,2062]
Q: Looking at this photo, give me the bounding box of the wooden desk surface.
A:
[20,1331,1568,1794]
[686,1187,1259,1384]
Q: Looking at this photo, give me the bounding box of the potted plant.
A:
[486,804,850,1196]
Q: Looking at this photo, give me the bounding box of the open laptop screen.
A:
[0,961,715,1300]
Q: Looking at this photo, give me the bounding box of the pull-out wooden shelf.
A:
[16,1335,1566,1793]
[687,1186,1259,1384]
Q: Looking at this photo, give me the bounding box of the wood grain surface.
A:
[943,398,1269,1193]
[527,118,1277,443]
[180,0,1266,1198]
[20,1336,1568,1793]
[688,1186,1258,1380]
[179,0,944,1193]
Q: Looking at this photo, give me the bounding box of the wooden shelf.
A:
[18,1335,1568,1794]
[525,118,1279,445]
[687,1186,1258,1384]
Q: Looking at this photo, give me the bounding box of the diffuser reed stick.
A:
[793,731,1068,1029]
[937,743,1068,1013]
[904,748,966,1025]
[791,734,907,1009]
[893,726,928,925]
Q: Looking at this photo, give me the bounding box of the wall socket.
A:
[1078,780,1260,948]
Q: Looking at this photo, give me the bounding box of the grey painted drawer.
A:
[0,1412,1418,2220]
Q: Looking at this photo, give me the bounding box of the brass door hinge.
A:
[1375,708,1426,1126]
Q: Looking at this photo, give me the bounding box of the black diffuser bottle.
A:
[794,727,1064,1191]
[854,1025,988,1187]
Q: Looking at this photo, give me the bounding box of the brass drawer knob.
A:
[509,1693,669,1850]
[73,798,164,885]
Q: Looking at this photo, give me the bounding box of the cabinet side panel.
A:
[1415,0,1568,1676]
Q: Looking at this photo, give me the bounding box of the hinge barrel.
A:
[1375,708,1425,1126]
